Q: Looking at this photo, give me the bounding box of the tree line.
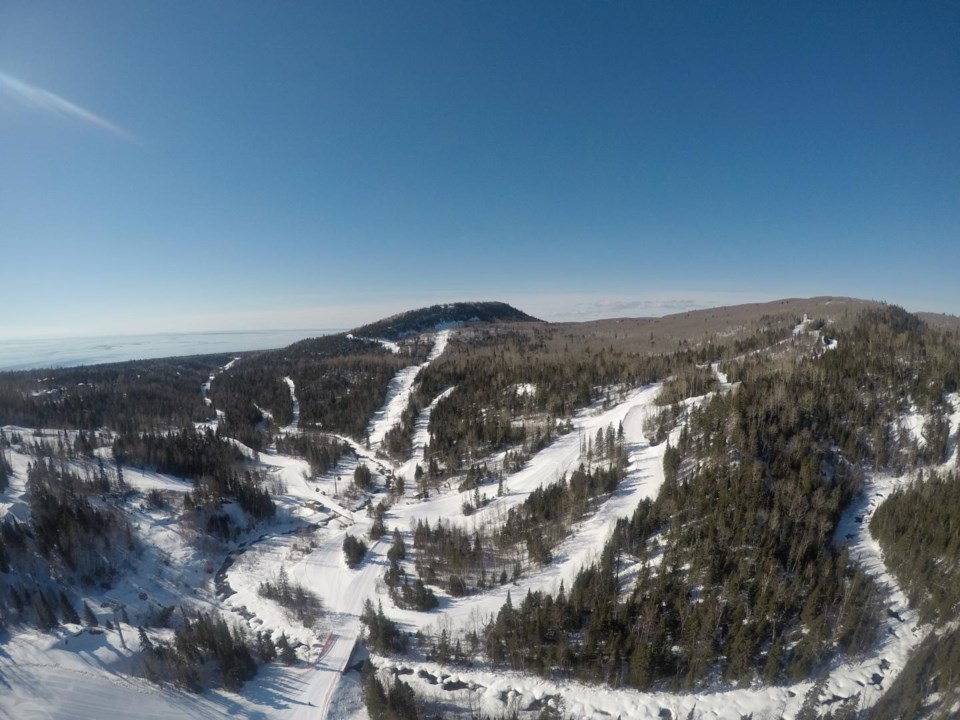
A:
[0,355,227,434]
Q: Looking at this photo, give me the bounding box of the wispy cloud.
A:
[0,71,135,141]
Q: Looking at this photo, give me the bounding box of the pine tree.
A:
[388,528,406,562]
[58,591,81,625]
[32,591,58,631]
[277,565,290,601]
[362,662,389,719]
[276,632,297,665]
[97,457,109,492]
[138,626,154,653]
[114,453,124,488]
[256,631,277,663]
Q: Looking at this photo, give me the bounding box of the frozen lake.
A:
[0,328,341,371]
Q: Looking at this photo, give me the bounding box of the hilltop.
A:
[350,301,540,341]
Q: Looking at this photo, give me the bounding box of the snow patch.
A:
[513,383,537,397]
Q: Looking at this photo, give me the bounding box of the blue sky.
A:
[1,2,958,337]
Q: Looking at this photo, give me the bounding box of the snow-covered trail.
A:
[391,384,663,534]
[366,366,421,449]
[386,391,673,635]
[346,334,401,355]
[825,472,928,706]
[196,356,238,432]
[298,537,394,718]
[326,433,382,465]
[0,438,31,523]
[226,332,452,718]
[374,469,928,720]
[368,387,939,719]
[366,330,449,451]
[282,376,299,433]
[231,519,387,720]
[710,360,730,386]
[201,357,240,403]
[397,386,455,483]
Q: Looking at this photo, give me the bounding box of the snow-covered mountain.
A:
[1,299,958,720]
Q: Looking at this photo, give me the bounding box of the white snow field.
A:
[0,332,945,719]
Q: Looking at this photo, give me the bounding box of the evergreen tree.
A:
[138,626,154,653]
[276,632,297,665]
[58,591,81,625]
[387,528,406,562]
[343,534,368,568]
[32,591,58,631]
[82,601,99,627]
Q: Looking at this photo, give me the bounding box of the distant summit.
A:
[351,301,540,340]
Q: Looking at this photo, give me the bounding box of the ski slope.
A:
[216,330,453,718]
[397,386,455,483]
[371,465,926,720]
[366,330,449,449]
[391,384,663,534]
[282,376,299,433]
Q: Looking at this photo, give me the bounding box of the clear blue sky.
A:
[1,1,958,337]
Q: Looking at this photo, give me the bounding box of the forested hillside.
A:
[0,354,229,432]
[393,313,802,481]
[870,471,960,718]
[352,301,540,341]
[471,306,960,712]
[1,299,958,719]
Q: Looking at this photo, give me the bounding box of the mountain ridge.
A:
[349,301,541,341]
